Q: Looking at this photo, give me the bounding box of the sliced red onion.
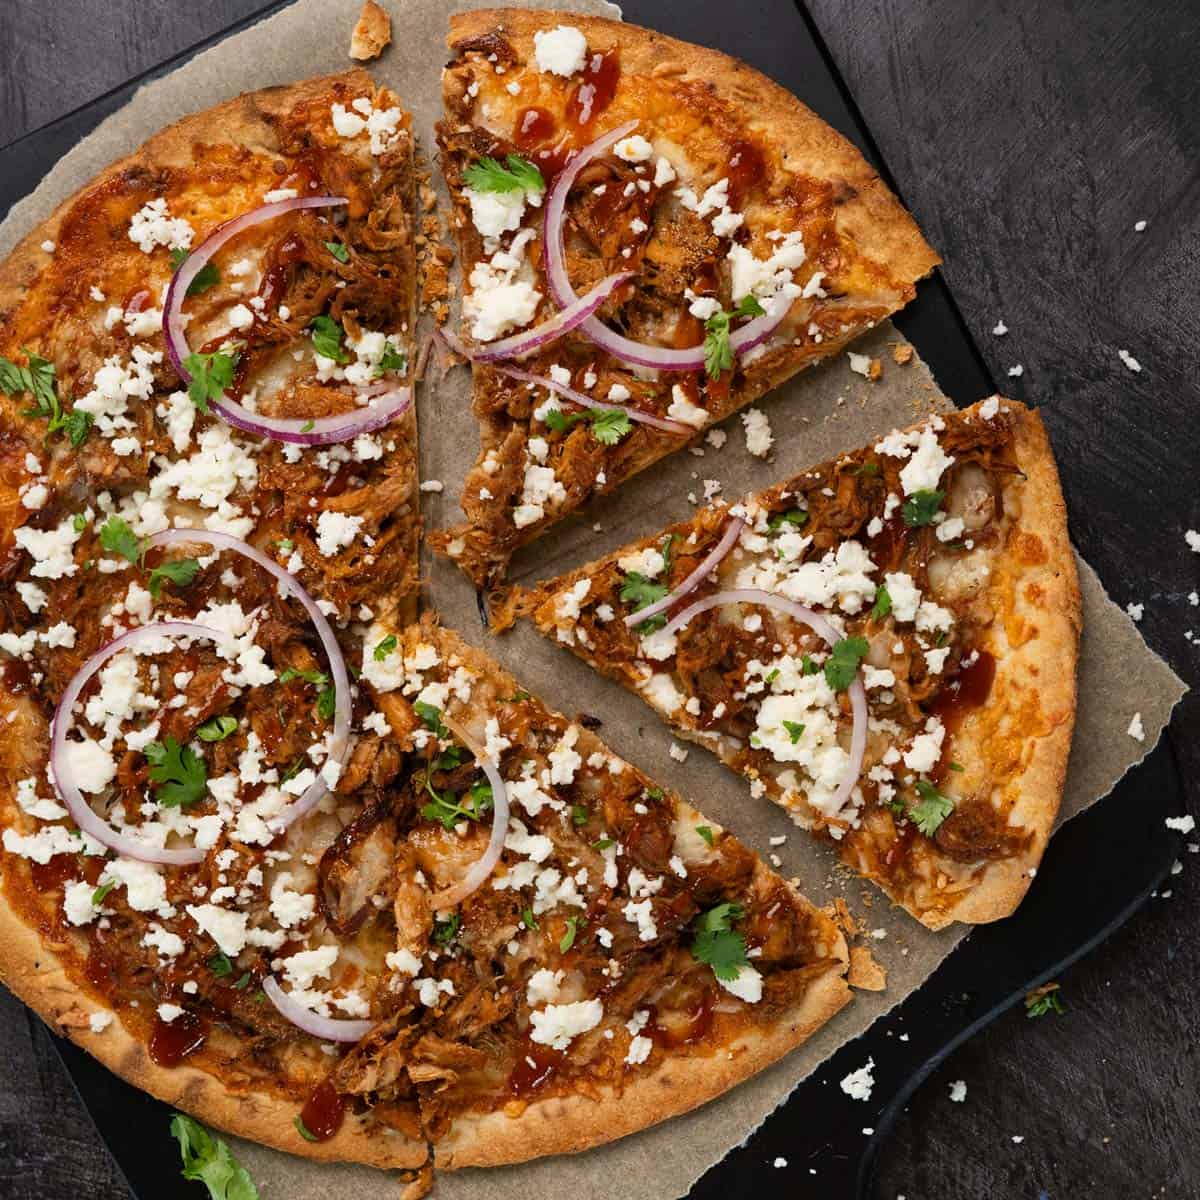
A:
[163,195,414,446]
[163,195,346,378]
[210,381,412,448]
[657,588,868,814]
[52,621,227,866]
[262,976,374,1043]
[463,270,633,361]
[146,529,350,836]
[494,364,693,437]
[543,123,791,372]
[623,516,745,628]
[429,716,509,911]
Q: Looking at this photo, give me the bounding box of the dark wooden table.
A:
[1,2,1197,1196]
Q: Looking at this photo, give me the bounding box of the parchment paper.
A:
[0,0,1186,1196]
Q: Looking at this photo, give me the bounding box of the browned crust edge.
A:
[924,403,1081,927]
[413,621,852,1169]
[0,71,428,1171]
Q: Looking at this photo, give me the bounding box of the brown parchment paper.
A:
[0,0,1186,1196]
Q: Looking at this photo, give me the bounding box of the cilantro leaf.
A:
[801,654,820,676]
[782,720,805,744]
[559,914,584,953]
[278,667,329,686]
[293,1116,319,1143]
[169,248,220,296]
[571,803,590,827]
[316,686,336,721]
[323,240,350,263]
[702,295,766,380]
[695,825,715,846]
[208,952,234,978]
[823,636,869,692]
[144,737,207,808]
[433,912,461,946]
[691,902,749,982]
[99,516,142,564]
[92,880,115,906]
[1,350,91,446]
[183,350,238,414]
[147,557,199,598]
[871,584,892,621]
[544,405,630,445]
[170,1113,259,1200]
[767,508,808,532]
[619,571,669,620]
[309,315,349,363]
[464,154,545,195]
[197,715,238,743]
[901,488,944,527]
[1024,984,1066,1019]
[413,700,449,739]
[373,634,398,661]
[421,776,493,830]
[909,779,954,836]
[520,907,539,930]
[378,344,407,374]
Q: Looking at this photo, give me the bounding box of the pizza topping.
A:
[128,197,194,255]
[262,974,374,1043]
[532,25,589,77]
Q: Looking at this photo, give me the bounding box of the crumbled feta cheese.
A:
[529,998,603,1049]
[127,198,193,254]
[840,1057,875,1101]
[742,407,773,457]
[533,25,588,76]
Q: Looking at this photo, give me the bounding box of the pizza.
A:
[428,10,940,595]
[521,399,1081,929]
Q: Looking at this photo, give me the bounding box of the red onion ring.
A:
[51,621,227,866]
[146,529,350,836]
[464,270,633,361]
[163,195,414,446]
[656,588,868,814]
[543,123,791,371]
[622,516,745,628]
[493,363,693,437]
[429,715,509,911]
[262,976,374,1043]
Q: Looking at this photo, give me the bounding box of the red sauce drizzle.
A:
[931,650,996,731]
[0,659,35,696]
[149,1010,208,1068]
[507,1038,565,1096]
[567,49,620,129]
[512,106,573,181]
[725,138,766,207]
[299,1079,346,1141]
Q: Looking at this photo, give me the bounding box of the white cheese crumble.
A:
[529,998,603,1049]
[840,1057,876,1101]
[128,198,193,254]
[533,25,588,76]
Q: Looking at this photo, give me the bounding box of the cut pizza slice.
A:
[522,399,1081,930]
[430,9,940,592]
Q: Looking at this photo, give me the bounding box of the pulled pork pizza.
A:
[0,599,849,1166]
[522,399,1081,929]
[429,10,940,593]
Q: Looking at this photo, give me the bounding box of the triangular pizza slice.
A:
[521,399,1081,929]
[430,9,939,592]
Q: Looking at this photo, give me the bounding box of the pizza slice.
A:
[430,9,939,593]
[522,399,1081,929]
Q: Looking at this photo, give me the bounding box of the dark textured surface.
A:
[0,1,1196,1197]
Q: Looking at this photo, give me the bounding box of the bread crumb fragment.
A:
[847,944,887,991]
[892,343,914,365]
[350,0,391,60]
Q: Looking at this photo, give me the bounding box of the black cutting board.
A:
[0,1,1185,1197]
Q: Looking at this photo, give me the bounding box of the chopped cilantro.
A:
[463,154,545,195]
[823,636,869,692]
[702,295,765,379]
[208,952,234,978]
[144,737,207,808]
[852,460,880,477]
[171,1113,259,1199]
[91,880,115,906]
[293,1115,319,1143]
[767,508,809,532]
[592,836,615,851]
[309,314,349,363]
[278,667,329,686]
[183,350,238,414]
[99,516,142,564]
[901,488,944,527]
[373,634,398,661]
[147,556,199,598]
[197,715,238,743]
[948,761,965,773]
[691,902,749,982]
[323,240,350,263]
[169,248,220,296]
[0,349,92,446]
[870,584,892,621]
[645,786,663,801]
[378,344,407,374]
[694,825,715,846]
[413,700,449,739]
[619,571,669,625]
[909,779,954,836]
[432,913,461,946]
[544,404,631,445]
[72,513,88,533]
[1024,983,1066,1019]
[520,907,539,930]
[559,914,584,953]
[316,687,336,721]
[233,972,252,991]
[571,803,590,827]
[764,667,780,684]
[782,720,805,744]
[801,654,820,676]
[422,775,493,830]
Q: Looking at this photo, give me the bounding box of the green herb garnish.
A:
[197,715,238,743]
[909,779,954,836]
[413,700,449,739]
[823,636,869,692]
[782,720,805,744]
[183,350,239,414]
[702,295,765,379]
[169,247,220,296]
[559,914,584,953]
[373,634,398,661]
[695,825,715,847]
[520,907,539,930]
[148,557,199,598]
[99,516,142,565]
[433,912,461,946]
[208,952,234,978]
[464,154,545,195]
[544,405,632,445]
[767,508,808,532]
[293,1116,319,1143]
[901,489,944,527]
[309,314,349,363]
[691,902,749,982]
[870,584,892,621]
[1024,984,1066,1019]
[170,1112,259,1199]
[144,736,207,808]
[92,880,115,906]
[571,804,590,827]
[323,241,350,263]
